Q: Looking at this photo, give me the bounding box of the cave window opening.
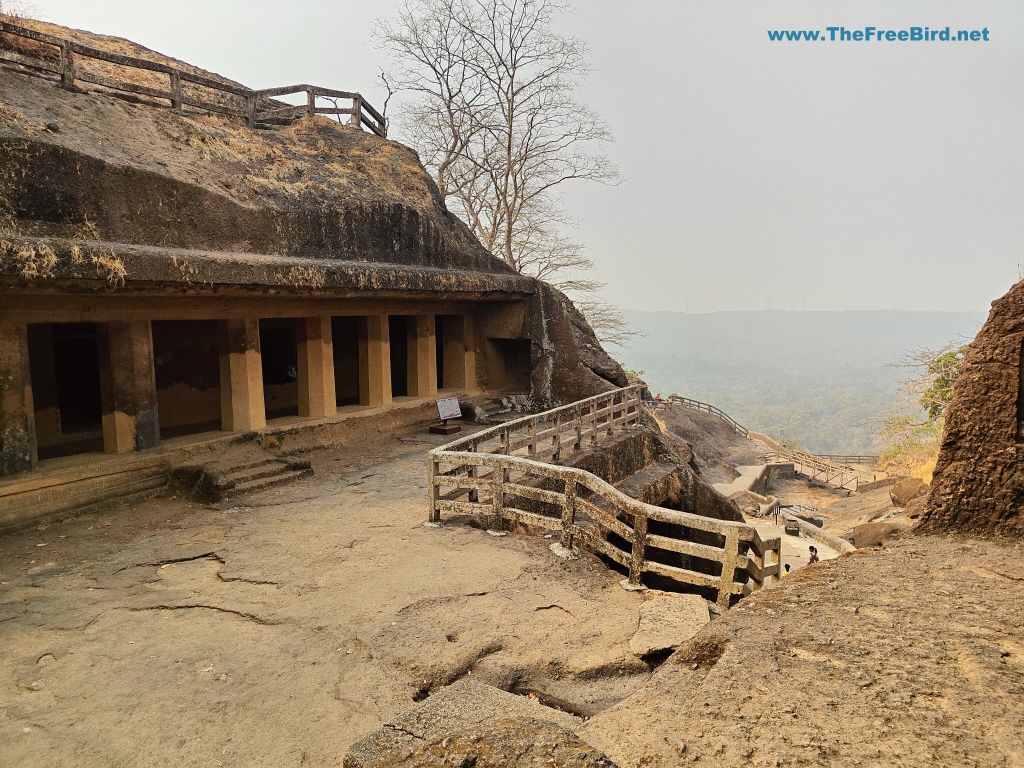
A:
[389,315,409,398]
[28,323,104,459]
[332,316,361,406]
[260,319,299,420]
[152,320,221,438]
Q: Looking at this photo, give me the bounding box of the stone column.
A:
[297,317,336,419]
[0,321,37,476]
[358,315,391,407]
[407,315,438,399]
[98,321,160,454]
[219,319,266,432]
[442,314,476,390]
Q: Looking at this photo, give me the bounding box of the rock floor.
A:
[0,425,650,767]
[2,424,1023,767]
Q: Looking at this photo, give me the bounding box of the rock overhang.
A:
[0,235,538,298]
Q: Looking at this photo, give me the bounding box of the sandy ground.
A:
[0,426,652,767]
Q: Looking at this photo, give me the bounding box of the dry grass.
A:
[90,250,126,286]
[0,239,57,279]
[0,239,126,285]
[286,264,327,289]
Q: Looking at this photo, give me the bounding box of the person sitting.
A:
[808,545,820,564]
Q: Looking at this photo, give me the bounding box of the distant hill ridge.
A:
[620,309,985,454]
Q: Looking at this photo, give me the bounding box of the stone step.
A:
[222,467,314,499]
[215,460,299,488]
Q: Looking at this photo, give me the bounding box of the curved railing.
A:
[428,386,782,607]
[664,394,875,490]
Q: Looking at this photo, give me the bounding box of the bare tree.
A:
[0,0,37,18]
[376,0,635,345]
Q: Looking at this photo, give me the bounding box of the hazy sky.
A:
[26,1,1024,313]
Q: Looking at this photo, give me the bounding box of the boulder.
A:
[904,495,926,520]
[847,518,915,548]
[629,592,710,657]
[343,679,617,768]
[889,478,929,507]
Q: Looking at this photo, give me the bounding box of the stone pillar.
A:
[298,317,336,419]
[442,314,476,390]
[0,321,37,476]
[98,321,160,454]
[358,315,391,407]
[407,315,438,399]
[219,319,266,432]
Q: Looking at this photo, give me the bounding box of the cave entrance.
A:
[259,318,299,420]
[28,323,104,460]
[152,320,221,438]
[332,316,361,406]
[388,315,409,398]
[436,314,468,390]
[486,337,531,392]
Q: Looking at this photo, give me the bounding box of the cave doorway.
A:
[28,323,104,459]
[332,316,361,406]
[388,315,409,398]
[152,320,221,438]
[259,319,299,420]
[485,337,531,392]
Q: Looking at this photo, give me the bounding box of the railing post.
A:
[306,87,316,117]
[350,93,363,128]
[590,400,598,447]
[245,93,257,128]
[60,42,75,89]
[427,454,440,522]
[552,413,561,462]
[716,530,739,609]
[628,508,648,585]
[560,477,576,550]
[573,405,583,453]
[468,446,479,503]
[528,421,537,459]
[169,71,183,110]
[502,428,511,455]
[491,460,506,528]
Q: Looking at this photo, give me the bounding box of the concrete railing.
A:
[0,21,387,136]
[428,386,782,607]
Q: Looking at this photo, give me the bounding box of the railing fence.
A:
[429,386,782,607]
[0,21,387,136]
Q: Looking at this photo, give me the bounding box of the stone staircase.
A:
[170,455,313,503]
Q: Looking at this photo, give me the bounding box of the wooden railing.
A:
[666,394,875,491]
[428,386,782,607]
[767,446,870,491]
[819,454,879,466]
[0,21,387,137]
[662,395,749,436]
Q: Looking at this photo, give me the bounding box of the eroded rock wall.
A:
[923,279,1024,538]
[526,282,627,406]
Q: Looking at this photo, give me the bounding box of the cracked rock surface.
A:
[0,423,649,767]
[343,679,617,767]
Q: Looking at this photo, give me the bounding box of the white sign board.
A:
[436,397,463,421]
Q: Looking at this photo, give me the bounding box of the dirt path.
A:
[0,426,651,767]
[744,516,840,571]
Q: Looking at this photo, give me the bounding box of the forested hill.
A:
[618,310,986,454]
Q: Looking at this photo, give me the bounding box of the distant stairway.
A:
[171,455,313,503]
